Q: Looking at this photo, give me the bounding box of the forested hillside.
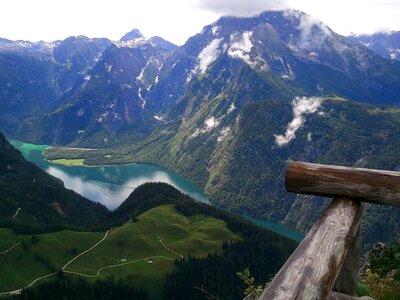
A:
[0,132,108,233]
[52,98,400,250]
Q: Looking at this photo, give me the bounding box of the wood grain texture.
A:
[245,292,374,300]
[286,162,400,206]
[334,224,361,296]
[258,198,363,300]
[329,292,375,300]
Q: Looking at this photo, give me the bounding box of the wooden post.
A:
[259,198,363,300]
[334,223,361,295]
[286,162,400,206]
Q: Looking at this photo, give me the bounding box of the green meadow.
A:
[0,205,239,299]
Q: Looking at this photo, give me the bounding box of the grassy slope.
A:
[0,228,103,292]
[0,205,238,299]
[48,158,85,166]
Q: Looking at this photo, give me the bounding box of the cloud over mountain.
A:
[195,0,289,17]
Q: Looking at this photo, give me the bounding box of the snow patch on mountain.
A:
[389,48,400,60]
[115,37,147,48]
[104,63,112,73]
[136,57,163,85]
[212,26,220,36]
[228,31,255,67]
[186,73,193,83]
[274,97,323,147]
[154,115,164,121]
[138,87,146,108]
[137,65,147,82]
[171,60,180,70]
[93,51,103,63]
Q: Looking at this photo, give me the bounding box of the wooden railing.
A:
[250,161,400,300]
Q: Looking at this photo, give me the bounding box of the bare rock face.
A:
[360,242,386,275]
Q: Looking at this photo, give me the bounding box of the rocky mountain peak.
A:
[119,29,144,42]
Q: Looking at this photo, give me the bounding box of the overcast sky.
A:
[1,0,400,45]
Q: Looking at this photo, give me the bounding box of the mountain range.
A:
[2,10,400,147]
[0,29,176,146]
[2,9,400,250]
[350,31,400,61]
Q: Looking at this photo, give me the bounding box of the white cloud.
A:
[77,109,84,116]
[1,0,400,47]
[192,116,221,137]
[0,0,218,46]
[286,0,400,36]
[195,0,289,17]
[205,116,220,129]
[197,38,224,73]
[217,127,231,142]
[297,13,331,49]
[228,31,255,67]
[227,102,236,114]
[274,96,322,147]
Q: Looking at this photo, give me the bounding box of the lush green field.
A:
[47,158,85,166]
[0,205,238,299]
[0,229,103,292]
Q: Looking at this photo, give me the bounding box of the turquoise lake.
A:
[10,139,303,242]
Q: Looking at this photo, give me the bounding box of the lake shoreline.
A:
[9,138,304,242]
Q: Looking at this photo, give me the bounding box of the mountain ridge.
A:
[349,30,400,61]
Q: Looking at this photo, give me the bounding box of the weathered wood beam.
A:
[258,198,363,300]
[329,292,374,300]
[286,162,400,207]
[335,221,363,296]
[334,222,361,296]
[245,291,374,300]
[243,292,375,300]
